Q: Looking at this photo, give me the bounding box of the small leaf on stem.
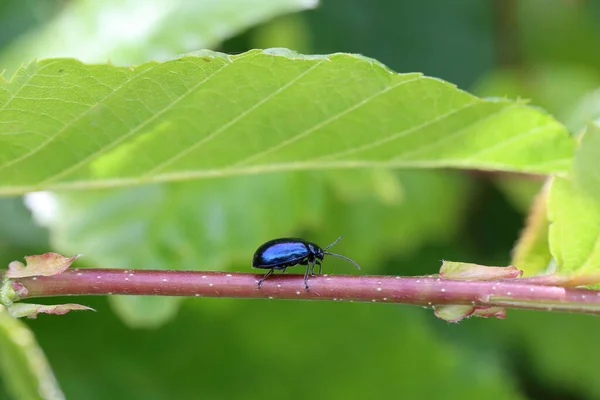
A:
[434,305,507,323]
[7,303,95,319]
[440,261,522,280]
[433,305,475,323]
[7,253,81,278]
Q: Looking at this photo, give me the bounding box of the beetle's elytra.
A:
[252,236,360,290]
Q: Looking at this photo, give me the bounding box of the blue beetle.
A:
[252,236,360,290]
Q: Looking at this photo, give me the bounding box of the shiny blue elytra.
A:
[252,236,360,290]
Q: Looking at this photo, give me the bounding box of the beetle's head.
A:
[308,243,325,260]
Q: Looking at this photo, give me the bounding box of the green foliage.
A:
[0,50,573,195]
[1,0,600,399]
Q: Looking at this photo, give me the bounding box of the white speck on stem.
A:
[471,301,476,305]
[333,298,337,301]
[547,307,553,311]
[383,297,388,301]
[129,273,134,277]
[428,302,432,306]
[323,274,328,277]
[395,276,401,279]
[108,292,113,295]
[326,278,332,281]
[162,278,168,282]
[377,281,382,285]
[77,272,83,277]
[296,291,301,295]
[416,280,421,283]
[209,283,214,287]
[582,295,586,299]
[492,286,496,290]
[97,276,102,279]
[194,294,200,297]
[202,275,207,279]
[441,288,446,293]
[268,296,273,300]
[530,288,535,292]
[376,287,382,292]
[436,278,441,282]
[371,299,376,302]
[125,278,129,281]
[506,292,512,296]
[32,277,37,281]
[226,274,232,277]
[277,284,281,288]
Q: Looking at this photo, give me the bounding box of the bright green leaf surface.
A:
[0,0,317,75]
[0,306,64,400]
[573,123,600,203]
[548,177,600,274]
[0,50,574,196]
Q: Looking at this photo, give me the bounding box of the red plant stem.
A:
[10,269,600,315]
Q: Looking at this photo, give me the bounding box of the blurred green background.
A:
[2,0,600,399]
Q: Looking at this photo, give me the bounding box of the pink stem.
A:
[11,269,600,315]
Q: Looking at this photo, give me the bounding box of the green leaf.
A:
[0,0,317,74]
[511,182,553,276]
[0,50,574,195]
[0,306,64,400]
[547,176,600,276]
[573,123,600,203]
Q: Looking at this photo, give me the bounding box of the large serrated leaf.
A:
[0,49,574,195]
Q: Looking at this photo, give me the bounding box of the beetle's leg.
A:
[310,262,316,276]
[304,262,311,291]
[281,267,287,274]
[257,268,274,289]
[316,260,322,275]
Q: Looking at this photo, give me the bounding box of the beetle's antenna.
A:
[324,236,343,251]
[324,252,361,270]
